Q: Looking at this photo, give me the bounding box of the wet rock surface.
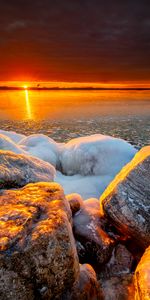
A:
[134,246,150,300]
[100,146,150,249]
[73,198,115,264]
[0,182,78,299]
[0,150,55,189]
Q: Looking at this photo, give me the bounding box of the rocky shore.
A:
[0,130,149,299]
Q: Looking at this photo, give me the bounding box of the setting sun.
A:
[23,85,28,89]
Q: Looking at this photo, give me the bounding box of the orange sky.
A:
[0,1,150,84]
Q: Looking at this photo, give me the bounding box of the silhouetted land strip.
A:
[0,86,150,91]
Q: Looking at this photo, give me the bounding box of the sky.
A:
[0,0,150,84]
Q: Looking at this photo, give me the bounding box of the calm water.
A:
[0,90,150,148]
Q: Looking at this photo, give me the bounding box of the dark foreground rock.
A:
[101,244,134,278]
[0,150,55,189]
[73,198,115,264]
[64,264,103,300]
[100,274,134,300]
[0,182,79,299]
[96,244,134,300]
[100,146,150,249]
[134,246,150,300]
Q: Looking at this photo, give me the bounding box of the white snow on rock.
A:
[18,134,62,168]
[0,130,25,143]
[0,131,137,199]
[56,171,113,199]
[0,150,56,188]
[60,134,137,176]
[0,134,26,154]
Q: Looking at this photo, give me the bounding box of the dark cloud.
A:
[0,0,150,81]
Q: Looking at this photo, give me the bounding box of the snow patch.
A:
[0,130,25,143]
[18,134,62,168]
[0,131,137,199]
[60,134,136,176]
[0,134,26,154]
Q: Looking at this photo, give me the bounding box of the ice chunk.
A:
[19,134,61,168]
[56,171,113,199]
[0,131,137,199]
[0,134,25,154]
[0,130,25,143]
[60,134,137,176]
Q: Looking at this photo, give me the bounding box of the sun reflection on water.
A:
[25,89,32,119]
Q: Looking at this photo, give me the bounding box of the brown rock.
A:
[64,264,103,300]
[97,244,134,300]
[0,182,79,299]
[100,146,150,249]
[100,244,134,279]
[134,246,150,300]
[66,193,84,215]
[0,150,55,189]
[73,198,115,264]
[100,274,134,300]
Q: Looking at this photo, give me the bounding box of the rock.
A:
[0,150,55,189]
[0,182,79,299]
[64,264,103,300]
[100,244,134,279]
[134,246,150,300]
[100,146,150,249]
[97,244,134,300]
[75,241,87,261]
[100,274,134,300]
[73,198,115,264]
[66,193,84,215]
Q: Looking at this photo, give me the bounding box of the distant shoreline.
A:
[0,86,150,91]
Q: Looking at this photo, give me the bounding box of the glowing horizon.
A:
[0,80,150,89]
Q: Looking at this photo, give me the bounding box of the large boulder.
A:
[73,198,115,264]
[134,246,150,300]
[100,146,150,249]
[0,150,55,189]
[0,182,79,299]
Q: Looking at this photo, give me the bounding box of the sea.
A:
[0,89,150,149]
